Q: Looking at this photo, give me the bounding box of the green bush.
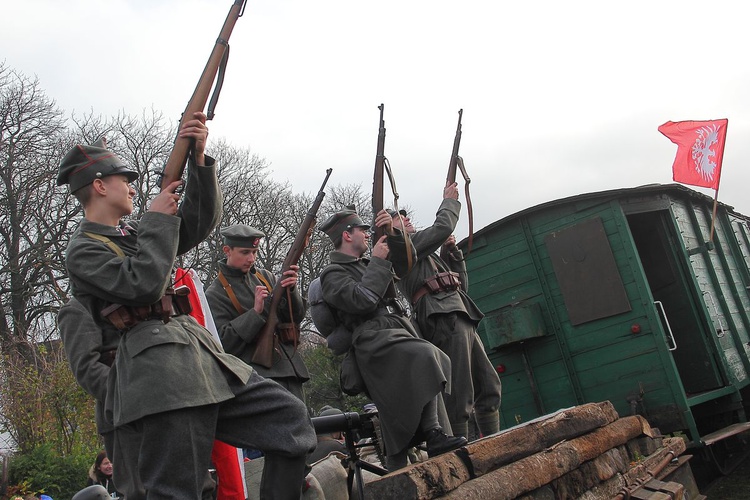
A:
[7,443,93,500]
[302,344,371,414]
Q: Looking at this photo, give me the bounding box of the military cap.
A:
[319,206,370,243]
[221,224,265,248]
[387,208,407,218]
[57,137,139,192]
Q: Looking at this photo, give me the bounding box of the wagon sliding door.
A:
[627,210,725,394]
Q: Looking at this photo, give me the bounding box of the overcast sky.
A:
[4,0,749,238]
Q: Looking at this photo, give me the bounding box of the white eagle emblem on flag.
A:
[691,124,721,183]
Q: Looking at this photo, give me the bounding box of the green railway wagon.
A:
[460,183,750,453]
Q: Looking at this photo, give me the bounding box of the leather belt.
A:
[101,286,192,331]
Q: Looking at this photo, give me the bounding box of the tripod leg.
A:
[346,467,355,499]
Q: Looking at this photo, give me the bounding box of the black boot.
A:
[424,428,468,457]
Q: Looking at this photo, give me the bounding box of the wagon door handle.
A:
[654,300,677,351]
[702,290,726,338]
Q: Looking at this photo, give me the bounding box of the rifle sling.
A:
[383,158,414,273]
[456,156,474,253]
[207,45,230,121]
[84,232,126,258]
[257,270,299,352]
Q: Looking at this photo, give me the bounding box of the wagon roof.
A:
[468,183,747,242]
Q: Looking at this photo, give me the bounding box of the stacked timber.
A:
[364,401,691,499]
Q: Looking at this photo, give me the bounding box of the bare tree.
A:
[0,63,100,457]
[176,138,276,284]
[0,63,72,351]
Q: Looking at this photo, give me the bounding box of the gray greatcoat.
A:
[65,160,253,426]
[58,297,119,436]
[320,240,452,456]
[58,297,147,497]
[206,260,310,398]
[396,198,502,433]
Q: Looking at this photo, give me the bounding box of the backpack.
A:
[308,276,336,336]
[308,276,352,355]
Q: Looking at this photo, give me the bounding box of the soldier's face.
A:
[225,246,258,273]
[392,215,414,233]
[102,174,135,216]
[349,227,370,255]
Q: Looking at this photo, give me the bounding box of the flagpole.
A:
[709,189,719,243]
[708,120,728,244]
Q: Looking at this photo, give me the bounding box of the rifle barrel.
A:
[160,0,247,191]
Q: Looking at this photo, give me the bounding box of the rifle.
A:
[251,169,333,368]
[371,104,387,241]
[160,0,247,191]
[446,109,474,253]
[370,104,413,274]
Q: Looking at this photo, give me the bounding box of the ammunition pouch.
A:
[411,271,462,305]
[101,285,192,331]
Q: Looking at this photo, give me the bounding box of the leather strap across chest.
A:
[217,269,277,315]
[218,270,245,314]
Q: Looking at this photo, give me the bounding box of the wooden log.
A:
[541,446,630,498]
[440,416,653,500]
[362,452,470,499]
[364,402,620,499]
[467,401,621,475]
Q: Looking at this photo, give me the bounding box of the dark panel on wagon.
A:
[544,217,631,325]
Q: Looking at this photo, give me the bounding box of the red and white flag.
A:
[658,119,728,190]
[175,268,248,500]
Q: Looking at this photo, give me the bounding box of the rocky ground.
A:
[701,452,750,499]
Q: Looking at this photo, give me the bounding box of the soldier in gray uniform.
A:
[389,181,502,439]
[57,111,316,499]
[317,207,467,470]
[206,224,309,401]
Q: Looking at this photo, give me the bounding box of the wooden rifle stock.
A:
[160,0,247,191]
[372,104,386,241]
[251,169,333,368]
[446,109,474,253]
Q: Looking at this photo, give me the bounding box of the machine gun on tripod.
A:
[311,410,388,499]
